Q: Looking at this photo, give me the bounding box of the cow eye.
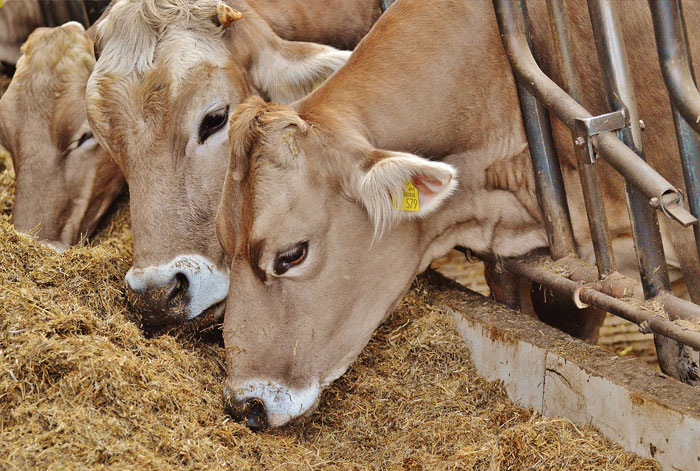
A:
[273,241,308,276]
[198,106,229,144]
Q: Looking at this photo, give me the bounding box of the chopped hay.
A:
[0,81,660,470]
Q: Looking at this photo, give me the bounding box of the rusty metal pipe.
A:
[587,0,671,299]
[504,259,700,351]
[492,0,696,227]
[650,0,700,135]
[514,0,576,259]
[649,0,700,269]
[545,0,615,276]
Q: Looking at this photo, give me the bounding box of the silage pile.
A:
[0,83,660,470]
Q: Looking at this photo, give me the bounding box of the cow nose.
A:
[224,395,269,430]
[126,272,190,326]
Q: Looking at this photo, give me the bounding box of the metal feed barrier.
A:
[490,0,700,384]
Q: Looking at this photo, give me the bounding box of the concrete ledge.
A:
[423,270,700,471]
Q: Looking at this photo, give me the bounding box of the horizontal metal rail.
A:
[492,0,697,227]
[505,256,700,351]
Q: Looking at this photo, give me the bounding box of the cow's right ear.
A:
[350,149,458,237]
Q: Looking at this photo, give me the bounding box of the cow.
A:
[0,22,125,249]
[0,0,110,70]
[214,0,700,428]
[85,0,384,327]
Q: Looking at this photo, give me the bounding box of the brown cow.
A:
[85,0,382,326]
[215,0,699,428]
[0,22,125,249]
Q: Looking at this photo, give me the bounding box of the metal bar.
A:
[661,292,700,323]
[492,0,697,227]
[586,0,695,384]
[37,1,57,27]
[587,0,671,299]
[514,1,576,260]
[650,0,700,135]
[66,0,90,28]
[650,0,700,269]
[505,259,700,351]
[545,0,615,276]
[671,108,700,256]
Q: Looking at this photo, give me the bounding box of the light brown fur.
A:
[0,24,125,247]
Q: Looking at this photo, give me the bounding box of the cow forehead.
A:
[87,0,236,154]
[94,0,230,89]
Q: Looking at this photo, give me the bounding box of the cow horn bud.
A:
[214,2,243,27]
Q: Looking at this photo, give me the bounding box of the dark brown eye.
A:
[198,106,229,144]
[273,241,308,276]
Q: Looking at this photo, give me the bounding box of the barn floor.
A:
[0,75,660,469]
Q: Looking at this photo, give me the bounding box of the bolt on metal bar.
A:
[512,1,576,260]
[492,0,697,228]
[505,258,700,351]
[587,0,671,299]
[545,0,615,276]
[649,0,700,269]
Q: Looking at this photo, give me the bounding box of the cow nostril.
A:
[225,396,269,430]
[243,398,268,430]
[168,273,189,305]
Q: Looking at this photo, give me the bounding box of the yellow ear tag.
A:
[0,1,4,8]
[393,181,420,212]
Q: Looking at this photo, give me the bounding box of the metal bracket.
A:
[650,189,697,227]
[574,108,629,164]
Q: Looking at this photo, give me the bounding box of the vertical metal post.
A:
[587,0,696,383]
[545,0,615,276]
[37,1,58,27]
[587,0,671,298]
[66,0,91,28]
[649,0,700,267]
[512,0,577,260]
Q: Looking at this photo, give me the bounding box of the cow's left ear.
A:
[251,39,351,104]
[350,149,458,236]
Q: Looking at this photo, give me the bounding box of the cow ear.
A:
[251,39,351,104]
[350,150,458,237]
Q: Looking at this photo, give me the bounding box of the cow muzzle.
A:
[125,255,229,327]
[223,379,321,429]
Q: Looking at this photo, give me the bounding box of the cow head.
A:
[85,0,350,327]
[0,23,125,249]
[215,98,458,428]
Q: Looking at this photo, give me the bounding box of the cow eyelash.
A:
[61,132,94,158]
[77,132,93,147]
[198,106,229,144]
